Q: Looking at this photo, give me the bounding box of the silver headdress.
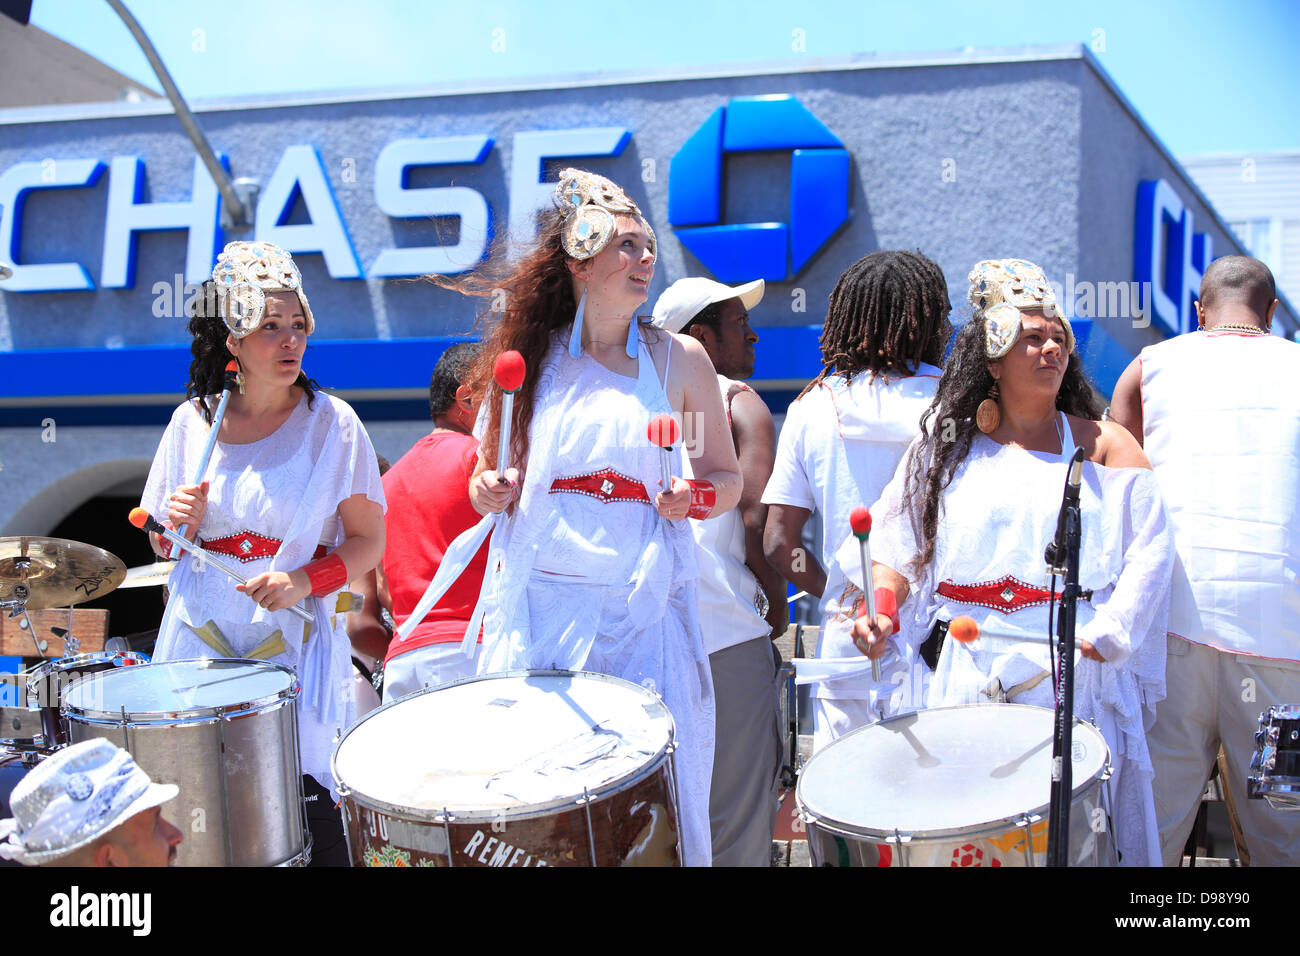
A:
[968,258,1073,359]
[555,168,655,262]
[210,240,315,338]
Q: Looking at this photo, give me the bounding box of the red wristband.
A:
[856,587,900,637]
[685,479,716,519]
[303,553,348,597]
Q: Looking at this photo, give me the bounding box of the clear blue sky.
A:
[27,0,1300,157]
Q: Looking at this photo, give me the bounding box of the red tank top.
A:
[382,431,489,662]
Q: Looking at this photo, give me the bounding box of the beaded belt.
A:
[202,531,327,563]
[549,468,651,505]
[936,574,1092,614]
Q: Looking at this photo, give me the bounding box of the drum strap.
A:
[190,620,314,661]
[246,631,288,660]
[193,621,237,658]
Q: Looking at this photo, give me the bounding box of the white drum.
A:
[333,669,682,867]
[797,704,1116,867]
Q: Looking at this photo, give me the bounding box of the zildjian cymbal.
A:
[0,537,127,610]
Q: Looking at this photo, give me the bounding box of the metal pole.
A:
[104,0,252,227]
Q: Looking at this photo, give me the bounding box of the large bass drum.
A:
[333,669,681,867]
[64,659,308,867]
[797,704,1116,866]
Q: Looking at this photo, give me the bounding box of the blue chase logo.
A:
[667,95,850,283]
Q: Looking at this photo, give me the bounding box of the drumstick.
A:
[128,508,314,623]
[646,413,680,498]
[849,507,884,718]
[176,360,239,541]
[493,350,526,484]
[949,615,1054,647]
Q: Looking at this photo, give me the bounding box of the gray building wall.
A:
[1,45,1290,539]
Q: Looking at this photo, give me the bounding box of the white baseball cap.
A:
[0,739,178,866]
[651,277,765,334]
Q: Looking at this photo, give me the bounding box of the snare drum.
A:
[333,669,681,867]
[1249,704,1300,810]
[64,659,309,867]
[797,704,1116,866]
[26,651,149,750]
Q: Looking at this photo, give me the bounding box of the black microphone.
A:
[1045,446,1085,571]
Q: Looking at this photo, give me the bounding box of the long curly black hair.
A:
[900,312,1102,577]
[185,280,319,424]
[798,249,952,399]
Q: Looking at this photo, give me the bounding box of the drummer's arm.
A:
[674,335,742,514]
[346,569,390,663]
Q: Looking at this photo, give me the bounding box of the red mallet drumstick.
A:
[493,350,526,482]
[850,506,884,714]
[647,413,680,498]
[129,508,314,623]
[948,615,1055,647]
[176,360,240,540]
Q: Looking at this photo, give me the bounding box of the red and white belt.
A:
[549,468,651,505]
[935,574,1092,614]
[201,530,327,563]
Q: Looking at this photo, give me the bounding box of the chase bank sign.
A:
[0,95,850,295]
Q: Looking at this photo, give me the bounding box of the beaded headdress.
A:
[555,168,655,262]
[210,240,315,339]
[968,258,1073,359]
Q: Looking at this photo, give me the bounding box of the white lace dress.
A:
[475,329,715,867]
[141,393,385,794]
[866,415,1172,866]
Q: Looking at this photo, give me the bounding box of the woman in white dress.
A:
[465,169,742,866]
[141,241,385,866]
[851,259,1173,865]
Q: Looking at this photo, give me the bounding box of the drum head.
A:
[333,670,674,822]
[798,704,1109,841]
[64,659,298,721]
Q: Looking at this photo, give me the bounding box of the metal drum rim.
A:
[1263,704,1300,721]
[62,658,301,722]
[332,668,677,823]
[795,703,1110,842]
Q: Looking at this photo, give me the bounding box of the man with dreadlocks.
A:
[762,250,951,750]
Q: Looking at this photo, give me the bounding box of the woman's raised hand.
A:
[470,467,519,515]
[654,476,692,521]
[167,481,209,539]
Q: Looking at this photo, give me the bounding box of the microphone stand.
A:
[1045,447,1084,867]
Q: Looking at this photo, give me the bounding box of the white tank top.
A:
[683,375,770,655]
[1140,329,1300,660]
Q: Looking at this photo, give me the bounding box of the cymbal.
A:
[0,537,126,609]
[121,560,177,589]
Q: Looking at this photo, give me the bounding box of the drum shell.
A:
[340,754,679,867]
[65,661,306,867]
[805,771,1112,867]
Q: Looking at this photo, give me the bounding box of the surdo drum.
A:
[332,670,682,867]
[797,704,1117,867]
[63,659,309,867]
